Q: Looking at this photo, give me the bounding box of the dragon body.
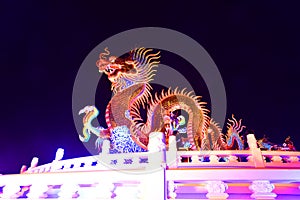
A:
[79,47,209,151]
[202,119,225,150]
[202,115,246,150]
[225,115,246,150]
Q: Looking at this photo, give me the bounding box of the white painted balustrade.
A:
[0,134,300,199]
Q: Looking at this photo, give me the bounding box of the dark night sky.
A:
[0,1,299,174]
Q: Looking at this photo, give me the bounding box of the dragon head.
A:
[96,47,160,93]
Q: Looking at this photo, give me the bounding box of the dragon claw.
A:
[79,135,85,142]
[79,105,95,115]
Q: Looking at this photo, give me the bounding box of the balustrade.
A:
[1,134,300,199]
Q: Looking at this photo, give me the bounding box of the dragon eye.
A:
[105,67,115,73]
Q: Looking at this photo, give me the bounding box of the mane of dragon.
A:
[79,47,210,152]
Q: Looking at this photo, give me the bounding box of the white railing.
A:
[26,152,158,173]
[0,168,165,199]
[169,134,300,169]
[1,133,300,199]
[172,149,300,169]
[23,134,300,174]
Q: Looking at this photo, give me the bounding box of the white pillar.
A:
[94,181,115,199]
[141,168,165,200]
[58,182,80,199]
[247,134,265,168]
[148,132,165,153]
[27,184,49,199]
[114,185,139,200]
[167,135,178,168]
[102,139,111,154]
[148,132,166,169]
[167,180,177,199]
[147,132,167,200]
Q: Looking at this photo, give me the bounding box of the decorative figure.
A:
[224,114,246,150]
[79,47,209,151]
[283,136,296,151]
[257,134,273,150]
[202,115,246,150]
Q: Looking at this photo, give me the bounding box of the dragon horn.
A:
[227,118,234,128]
[232,114,238,127]
[238,125,246,134]
[78,105,95,115]
[78,108,85,115]
[237,118,242,131]
[100,47,110,60]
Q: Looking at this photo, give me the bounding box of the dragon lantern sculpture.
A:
[78,47,249,153]
[78,47,211,152]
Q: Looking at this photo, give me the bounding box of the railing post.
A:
[247,134,265,168]
[167,135,178,168]
[148,132,166,166]
[49,148,65,172]
[27,183,49,199]
[147,132,166,200]
[167,180,177,199]
[58,182,80,199]
[97,139,111,169]
[94,181,115,199]
[102,139,111,154]
[141,168,166,200]
[2,184,20,199]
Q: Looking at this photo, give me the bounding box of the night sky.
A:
[1,1,299,174]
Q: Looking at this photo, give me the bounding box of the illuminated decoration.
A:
[109,126,146,153]
[202,115,245,150]
[202,119,224,150]
[79,47,210,151]
[224,114,246,150]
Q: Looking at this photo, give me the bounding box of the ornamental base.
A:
[250,192,277,200]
